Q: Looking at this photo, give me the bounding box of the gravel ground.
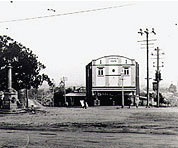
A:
[0,106,178,147]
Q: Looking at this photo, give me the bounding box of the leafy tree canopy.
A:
[168,84,177,93]
[0,35,53,91]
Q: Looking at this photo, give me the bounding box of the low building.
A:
[65,92,86,106]
[65,87,86,106]
[86,55,139,106]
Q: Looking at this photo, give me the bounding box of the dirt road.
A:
[0,106,178,147]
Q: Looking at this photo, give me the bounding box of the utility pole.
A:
[152,47,164,107]
[138,28,156,107]
[156,47,160,107]
[121,75,124,108]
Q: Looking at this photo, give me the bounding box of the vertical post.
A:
[52,87,55,107]
[60,77,67,106]
[51,79,55,107]
[26,88,28,108]
[152,47,163,107]
[63,77,67,106]
[146,32,150,107]
[121,74,124,108]
[138,28,156,108]
[64,83,66,106]
[156,47,160,107]
[7,62,12,91]
[3,61,13,110]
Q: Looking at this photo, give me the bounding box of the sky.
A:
[0,1,178,88]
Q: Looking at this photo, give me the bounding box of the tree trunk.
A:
[26,88,28,108]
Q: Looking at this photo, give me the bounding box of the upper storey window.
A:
[98,68,104,76]
[124,67,129,75]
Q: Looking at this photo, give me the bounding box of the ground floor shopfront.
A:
[87,87,137,107]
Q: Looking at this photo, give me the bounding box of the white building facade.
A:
[86,55,139,106]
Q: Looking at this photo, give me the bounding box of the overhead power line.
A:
[0,3,135,24]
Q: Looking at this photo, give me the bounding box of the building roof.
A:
[93,55,135,62]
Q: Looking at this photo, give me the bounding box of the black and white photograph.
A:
[0,0,178,147]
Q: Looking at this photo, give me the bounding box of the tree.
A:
[0,35,52,91]
[168,84,177,93]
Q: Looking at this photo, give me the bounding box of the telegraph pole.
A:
[121,74,124,108]
[146,29,150,107]
[152,47,164,107]
[138,28,156,107]
[156,47,160,107]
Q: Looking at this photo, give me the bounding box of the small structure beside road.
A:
[65,87,86,106]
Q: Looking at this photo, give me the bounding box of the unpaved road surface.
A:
[0,106,178,147]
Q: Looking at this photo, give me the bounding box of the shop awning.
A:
[65,93,86,97]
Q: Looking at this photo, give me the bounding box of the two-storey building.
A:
[86,55,139,106]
